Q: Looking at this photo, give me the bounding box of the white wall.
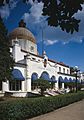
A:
[27,55,57,79]
[24,54,76,90]
[9,37,75,93]
[12,39,37,55]
[57,64,70,74]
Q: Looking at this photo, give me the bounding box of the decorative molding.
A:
[48,62,57,68]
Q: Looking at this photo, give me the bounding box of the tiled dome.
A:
[9,27,36,44]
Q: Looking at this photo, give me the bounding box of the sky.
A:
[0,0,84,71]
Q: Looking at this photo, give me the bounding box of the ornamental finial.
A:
[19,19,26,28]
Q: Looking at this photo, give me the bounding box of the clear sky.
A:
[0,0,84,71]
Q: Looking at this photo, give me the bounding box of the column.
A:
[22,81,25,91]
[2,80,9,92]
[26,76,31,92]
[55,81,59,90]
[25,53,31,92]
[62,83,64,89]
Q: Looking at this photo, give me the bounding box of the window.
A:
[32,58,36,60]
[31,46,34,52]
[59,67,61,72]
[9,81,21,91]
[67,69,69,74]
[63,68,65,73]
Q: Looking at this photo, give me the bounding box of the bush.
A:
[0,92,84,120]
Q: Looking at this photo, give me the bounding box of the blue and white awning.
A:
[40,72,51,81]
[72,79,76,82]
[31,73,38,81]
[69,78,73,82]
[12,69,25,81]
[51,76,57,83]
[58,76,64,83]
[71,79,80,83]
[64,77,70,83]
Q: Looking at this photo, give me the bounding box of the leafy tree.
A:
[43,0,84,34]
[64,82,75,91]
[0,0,9,6]
[0,17,14,82]
[26,0,84,34]
[0,0,84,33]
[33,78,50,95]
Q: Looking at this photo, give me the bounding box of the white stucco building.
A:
[0,20,77,97]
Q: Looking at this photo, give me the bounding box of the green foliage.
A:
[42,0,84,34]
[64,82,83,92]
[26,0,84,34]
[65,82,75,88]
[0,92,84,120]
[77,83,84,90]
[0,0,84,33]
[0,18,14,81]
[33,78,50,95]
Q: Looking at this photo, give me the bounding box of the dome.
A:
[9,27,36,44]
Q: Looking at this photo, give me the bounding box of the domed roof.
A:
[9,20,36,44]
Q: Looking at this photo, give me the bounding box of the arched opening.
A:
[64,77,69,89]
[31,73,38,90]
[58,76,64,89]
[64,77,68,83]
[40,71,50,81]
[51,76,57,89]
[69,78,73,82]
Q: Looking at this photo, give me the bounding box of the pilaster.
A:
[25,53,31,92]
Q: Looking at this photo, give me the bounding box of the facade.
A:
[0,20,77,97]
